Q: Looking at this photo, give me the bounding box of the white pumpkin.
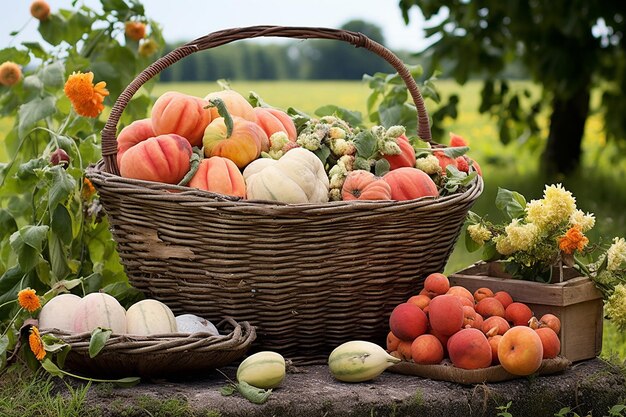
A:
[245,148,329,203]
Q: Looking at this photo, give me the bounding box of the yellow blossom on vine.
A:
[525,199,550,230]
[607,237,626,271]
[558,225,589,255]
[63,71,109,118]
[467,224,492,246]
[606,284,626,330]
[29,326,46,360]
[543,183,576,223]
[569,209,595,232]
[18,288,41,312]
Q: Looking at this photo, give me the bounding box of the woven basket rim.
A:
[87,160,484,212]
[40,316,256,354]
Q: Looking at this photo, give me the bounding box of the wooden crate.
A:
[449,262,604,362]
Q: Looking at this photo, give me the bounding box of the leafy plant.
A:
[0,0,163,373]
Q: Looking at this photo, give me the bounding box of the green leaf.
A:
[495,188,527,220]
[0,335,8,357]
[314,105,363,128]
[47,167,76,212]
[41,334,69,355]
[0,209,18,240]
[353,130,378,159]
[374,158,390,177]
[313,145,331,165]
[112,377,141,388]
[38,14,67,46]
[18,96,57,139]
[10,226,49,272]
[441,146,469,158]
[208,98,233,137]
[237,381,273,404]
[41,358,65,378]
[0,47,30,66]
[481,242,498,262]
[22,42,49,60]
[88,328,112,358]
[23,75,44,94]
[464,227,482,253]
[51,204,73,245]
[41,61,65,89]
[49,232,70,281]
[220,385,237,396]
[248,91,270,108]
[101,0,130,12]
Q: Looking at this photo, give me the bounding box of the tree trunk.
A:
[542,88,590,176]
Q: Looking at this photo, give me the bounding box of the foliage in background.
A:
[399,0,626,177]
[0,0,163,372]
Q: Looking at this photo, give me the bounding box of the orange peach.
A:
[505,302,534,326]
[411,334,444,365]
[407,294,431,310]
[473,312,484,330]
[540,313,561,334]
[446,286,475,305]
[418,288,432,298]
[475,297,506,318]
[473,287,494,302]
[429,329,450,356]
[119,134,192,184]
[388,302,429,341]
[488,335,503,364]
[462,305,477,328]
[535,327,561,359]
[423,273,450,297]
[447,328,492,370]
[386,331,401,352]
[498,326,544,376]
[428,294,464,336]
[457,296,475,308]
[396,339,413,361]
[482,316,510,336]
[494,291,514,309]
[188,156,246,198]
[151,91,212,147]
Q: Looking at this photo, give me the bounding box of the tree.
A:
[399,1,626,176]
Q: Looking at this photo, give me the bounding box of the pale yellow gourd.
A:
[245,148,329,204]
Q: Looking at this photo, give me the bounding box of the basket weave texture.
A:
[41,317,255,379]
[86,26,484,365]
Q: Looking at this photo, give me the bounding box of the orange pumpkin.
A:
[383,135,416,170]
[253,107,297,142]
[342,170,392,201]
[116,118,155,168]
[382,167,439,201]
[203,116,267,169]
[205,90,257,122]
[433,151,459,173]
[151,91,212,147]
[188,156,246,198]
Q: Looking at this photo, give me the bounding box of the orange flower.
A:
[29,326,46,361]
[558,225,589,255]
[18,288,41,312]
[0,61,22,86]
[82,177,96,199]
[125,21,146,41]
[30,0,51,21]
[64,71,109,118]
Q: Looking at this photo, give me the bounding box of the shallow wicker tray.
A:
[86,25,484,365]
[40,317,255,379]
[389,356,571,385]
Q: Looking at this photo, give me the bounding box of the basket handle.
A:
[101,25,432,175]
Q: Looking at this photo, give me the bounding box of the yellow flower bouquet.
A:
[465,184,626,330]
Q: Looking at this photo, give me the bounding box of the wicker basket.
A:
[86,26,484,365]
[41,317,255,379]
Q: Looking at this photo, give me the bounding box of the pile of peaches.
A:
[387,273,562,376]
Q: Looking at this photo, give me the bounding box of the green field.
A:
[1,80,625,360]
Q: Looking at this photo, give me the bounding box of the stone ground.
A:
[83,358,625,417]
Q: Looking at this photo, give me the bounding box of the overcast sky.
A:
[2,0,436,52]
